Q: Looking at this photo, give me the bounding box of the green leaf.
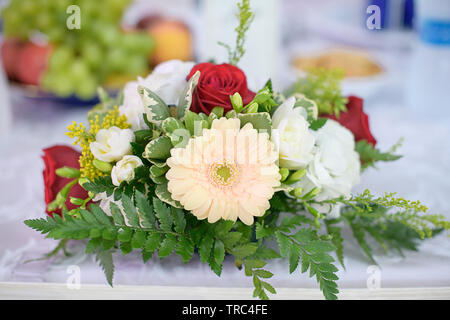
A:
[138,86,170,126]
[153,197,173,231]
[144,232,162,253]
[237,112,272,134]
[121,194,140,227]
[158,234,177,258]
[293,94,319,121]
[86,237,102,253]
[213,240,225,266]
[262,281,276,294]
[149,165,169,178]
[177,71,200,121]
[304,240,336,254]
[349,222,377,264]
[24,217,58,234]
[110,202,125,226]
[131,230,147,249]
[172,208,186,233]
[143,136,173,160]
[231,243,258,259]
[244,259,267,269]
[117,228,133,242]
[254,246,281,260]
[185,110,208,136]
[253,269,273,279]
[176,236,195,263]
[155,183,183,209]
[88,205,113,226]
[275,231,291,258]
[356,140,402,169]
[102,228,117,241]
[310,118,327,131]
[199,234,214,263]
[325,222,345,268]
[289,245,301,274]
[95,250,115,287]
[135,190,155,228]
[120,241,132,255]
[221,232,242,249]
[162,117,185,134]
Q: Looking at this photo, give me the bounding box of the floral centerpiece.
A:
[26,1,449,300]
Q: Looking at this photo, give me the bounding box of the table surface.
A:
[0,42,449,299]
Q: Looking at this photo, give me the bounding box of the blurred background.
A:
[0,0,449,115]
[0,0,449,289]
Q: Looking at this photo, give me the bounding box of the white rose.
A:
[296,119,360,201]
[90,126,134,162]
[119,60,195,130]
[272,96,316,169]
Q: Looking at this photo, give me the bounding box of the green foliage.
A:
[275,228,339,300]
[356,139,402,169]
[287,68,348,116]
[218,0,255,66]
[26,164,450,302]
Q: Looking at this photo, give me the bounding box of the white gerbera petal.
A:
[166,118,281,226]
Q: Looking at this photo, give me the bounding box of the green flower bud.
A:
[56,179,78,204]
[302,187,320,200]
[46,199,59,212]
[254,88,270,104]
[230,92,243,112]
[78,177,90,187]
[314,219,321,229]
[244,102,258,113]
[55,167,80,178]
[285,169,306,184]
[70,197,85,206]
[279,168,289,182]
[292,186,303,198]
[210,106,224,118]
[93,159,113,173]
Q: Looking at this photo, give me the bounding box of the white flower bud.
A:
[111,155,143,186]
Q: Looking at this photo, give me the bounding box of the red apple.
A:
[16,42,52,85]
[1,38,24,80]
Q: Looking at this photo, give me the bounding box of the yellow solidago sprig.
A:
[66,106,131,180]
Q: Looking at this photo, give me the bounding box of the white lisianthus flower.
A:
[119,59,195,130]
[90,126,134,163]
[111,155,143,186]
[296,119,361,202]
[272,96,316,169]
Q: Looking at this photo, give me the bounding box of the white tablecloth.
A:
[0,57,449,294]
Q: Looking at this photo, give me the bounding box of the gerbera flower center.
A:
[208,161,240,187]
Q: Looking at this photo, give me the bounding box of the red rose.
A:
[324,96,377,146]
[187,62,255,114]
[42,145,88,217]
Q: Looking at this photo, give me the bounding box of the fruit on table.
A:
[0,0,154,99]
[1,38,23,80]
[16,42,52,86]
[136,15,193,66]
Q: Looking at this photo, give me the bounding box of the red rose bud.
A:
[42,145,89,217]
[187,62,255,115]
[324,96,377,147]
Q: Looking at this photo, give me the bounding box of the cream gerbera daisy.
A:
[166,117,281,225]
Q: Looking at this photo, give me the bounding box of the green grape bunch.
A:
[1,0,155,99]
